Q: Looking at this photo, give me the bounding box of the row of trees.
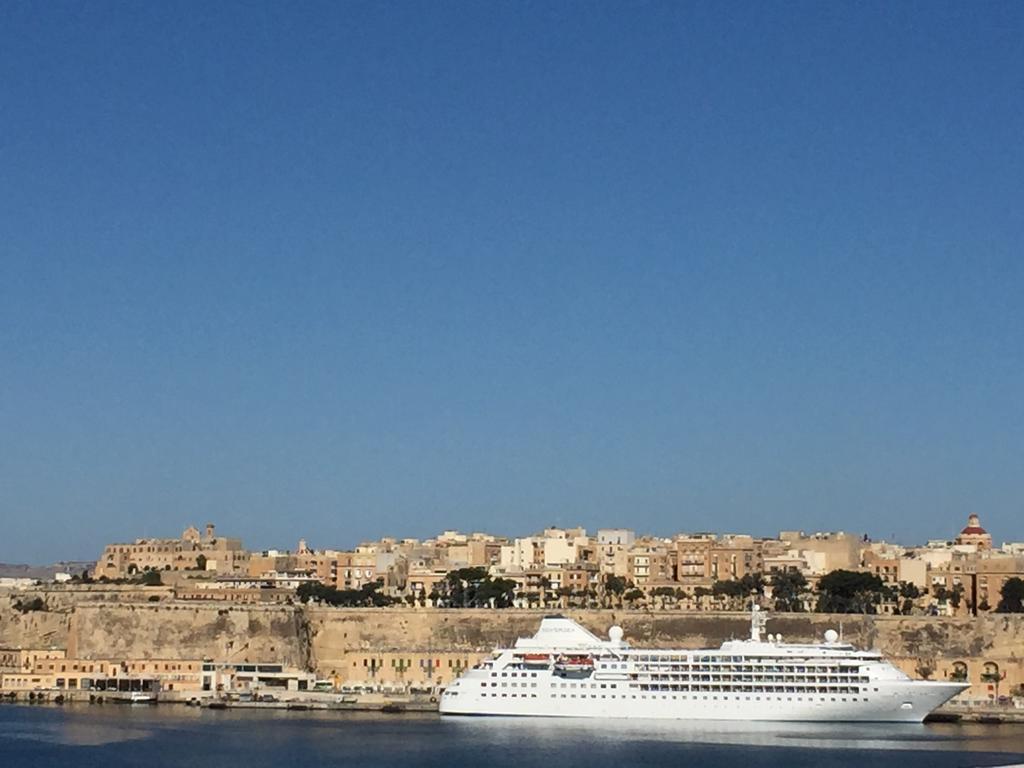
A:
[296,579,397,607]
[429,567,519,608]
[228,568,1024,616]
[414,569,1024,615]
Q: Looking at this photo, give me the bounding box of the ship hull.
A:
[440,681,964,723]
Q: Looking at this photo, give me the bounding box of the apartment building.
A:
[670,534,764,584]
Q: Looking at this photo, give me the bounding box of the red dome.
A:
[960,526,988,535]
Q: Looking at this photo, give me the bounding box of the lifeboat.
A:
[520,653,552,668]
[553,655,595,674]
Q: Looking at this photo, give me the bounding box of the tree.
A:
[603,575,628,595]
[195,554,207,571]
[538,576,553,606]
[650,586,677,609]
[601,574,629,608]
[771,570,808,612]
[433,568,517,608]
[997,577,1024,613]
[139,570,163,587]
[895,582,921,614]
[950,583,964,609]
[474,577,517,608]
[899,582,922,600]
[738,572,766,596]
[623,588,645,605]
[711,580,745,598]
[915,659,935,680]
[296,578,398,607]
[13,597,46,613]
[816,570,886,614]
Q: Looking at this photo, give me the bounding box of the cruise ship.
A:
[439,608,967,722]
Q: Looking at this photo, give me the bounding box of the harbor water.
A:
[2,704,1024,767]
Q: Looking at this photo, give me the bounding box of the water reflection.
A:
[0,712,151,747]
[446,715,1024,755]
[2,705,1023,768]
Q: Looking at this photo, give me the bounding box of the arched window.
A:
[981,662,1001,683]
[949,661,968,682]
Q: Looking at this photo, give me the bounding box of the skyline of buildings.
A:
[73,512,1024,619]
[4,512,1023,705]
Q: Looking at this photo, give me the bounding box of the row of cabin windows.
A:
[477,692,870,704]
[626,659,876,671]
[631,663,862,674]
[481,680,872,695]
[638,674,871,684]
[640,683,864,694]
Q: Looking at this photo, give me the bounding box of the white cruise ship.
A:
[439,608,967,723]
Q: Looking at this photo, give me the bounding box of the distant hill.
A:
[0,562,95,581]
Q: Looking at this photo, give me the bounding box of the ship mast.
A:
[749,604,768,642]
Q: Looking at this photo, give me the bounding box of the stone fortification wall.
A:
[66,603,311,667]
[3,591,1022,699]
[305,610,1023,698]
[304,608,1023,665]
[0,590,71,650]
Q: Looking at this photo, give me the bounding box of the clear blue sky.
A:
[2,1,1022,563]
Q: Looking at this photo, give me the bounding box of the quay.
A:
[3,688,1024,723]
[0,688,438,713]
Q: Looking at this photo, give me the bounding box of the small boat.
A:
[129,692,157,704]
[553,654,594,674]
[520,653,551,668]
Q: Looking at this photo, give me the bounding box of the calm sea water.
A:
[2,704,1024,767]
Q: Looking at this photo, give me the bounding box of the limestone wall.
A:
[66,603,312,667]
[304,609,1024,698]
[0,592,70,651]
[2,591,1021,700]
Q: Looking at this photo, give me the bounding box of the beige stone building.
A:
[93,523,248,580]
[0,655,203,694]
[626,542,671,586]
[670,534,765,585]
[931,553,1024,614]
[406,567,450,600]
[862,551,929,589]
[331,650,488,689]
[596,529,636,576]
[778,530,862,573]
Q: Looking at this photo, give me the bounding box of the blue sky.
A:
[1,1,1022,562]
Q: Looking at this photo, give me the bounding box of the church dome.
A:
[960,513,987,535]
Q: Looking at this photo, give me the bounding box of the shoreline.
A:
[3,691,1023,724]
